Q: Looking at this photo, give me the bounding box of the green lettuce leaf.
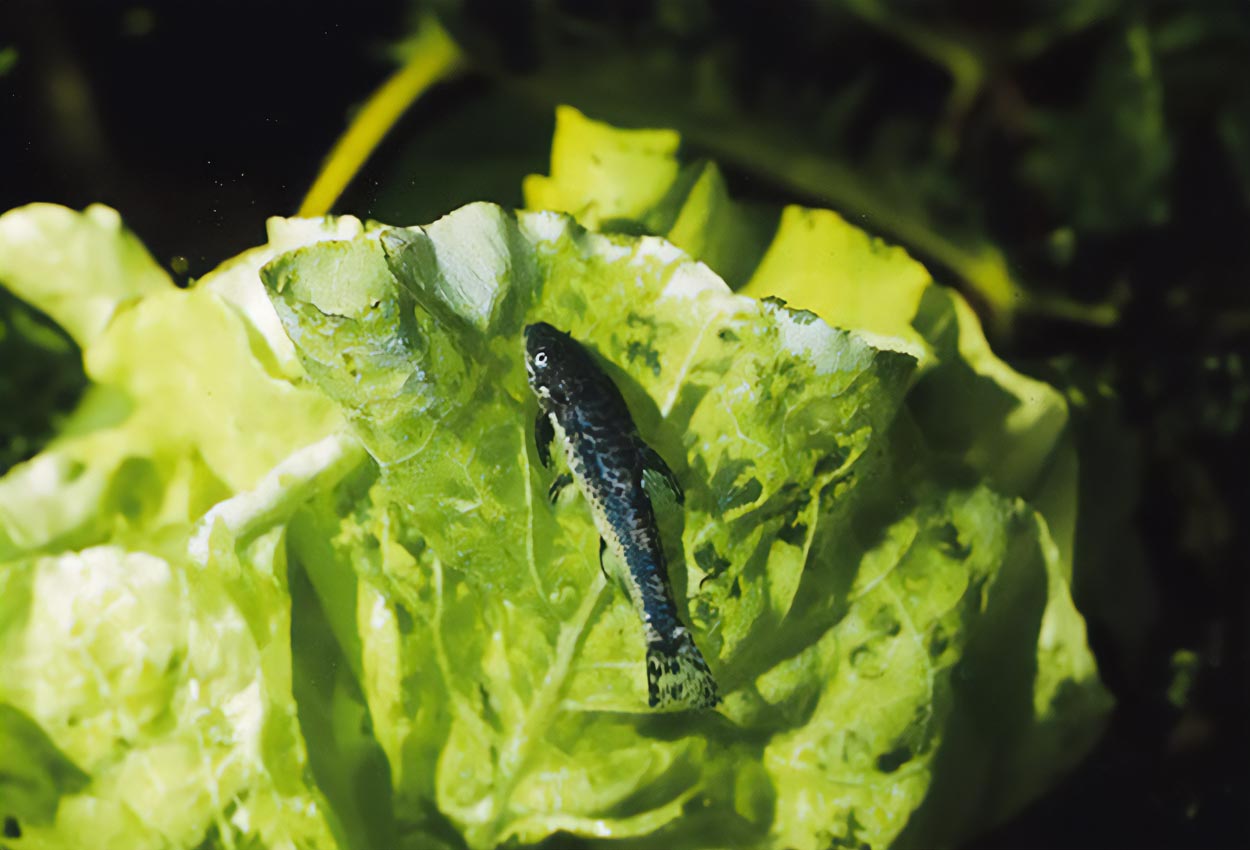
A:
[527,106,1071,506]
[523,110,1111,840]
[0,205,373,849]
[741,205,933,363]
[523,106,772,289]
[0,529,347,849]
[260,199,1108,849]
[0,703,89,830]
[0,204,172,349]
[0,288,86,474]
[0,208,350,561]
[523,106,684,233]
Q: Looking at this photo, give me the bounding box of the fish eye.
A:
[533,351,548,368]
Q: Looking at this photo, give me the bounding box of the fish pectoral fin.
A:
[534,410,555,468]
[547,473,573,504]
[598,538,611,581]
[639,444,684,505]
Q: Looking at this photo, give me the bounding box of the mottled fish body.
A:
[524,322,718,710]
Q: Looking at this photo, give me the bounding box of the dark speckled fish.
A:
[524,322,718,711]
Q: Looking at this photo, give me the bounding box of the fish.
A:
[523,322,719,710]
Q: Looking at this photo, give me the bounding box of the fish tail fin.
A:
[646,628,719,710]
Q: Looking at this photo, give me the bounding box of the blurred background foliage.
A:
[0,0,1246,846]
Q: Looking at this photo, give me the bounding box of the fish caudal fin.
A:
[647,629,719,710]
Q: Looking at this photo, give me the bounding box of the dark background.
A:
[2,1,1247,847]
[2,1,427,275]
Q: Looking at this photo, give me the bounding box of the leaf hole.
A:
[875,744,912,773]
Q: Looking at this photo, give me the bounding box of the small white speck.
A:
[371,596,392,631]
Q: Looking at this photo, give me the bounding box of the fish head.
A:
[524,322,582,406]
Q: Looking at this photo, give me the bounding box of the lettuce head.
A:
[0,110,1110,850]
